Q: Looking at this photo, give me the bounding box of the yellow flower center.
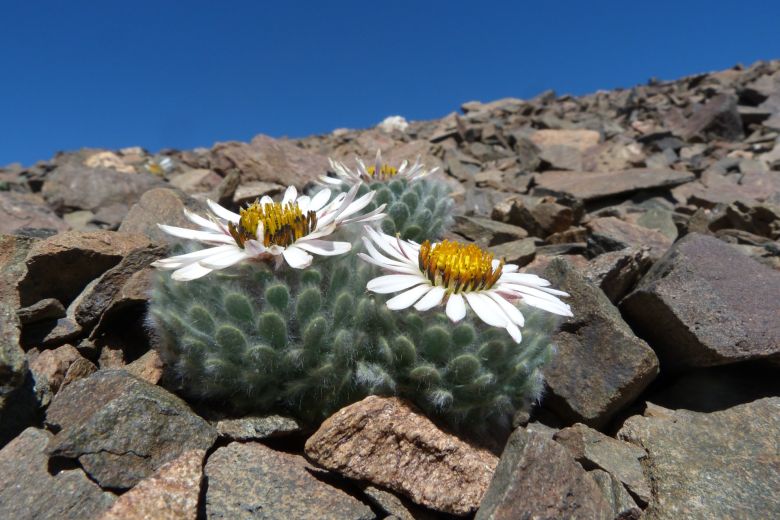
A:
[228,201,317,248]
[366,164,399,180]
[418,240,503,293]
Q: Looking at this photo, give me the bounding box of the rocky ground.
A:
[1,60,779,519]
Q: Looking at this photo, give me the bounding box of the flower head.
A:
[359,227,573,343]
[152,184,385,280]
[322,149,437,187]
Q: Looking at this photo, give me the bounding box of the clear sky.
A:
[2,0,779,166]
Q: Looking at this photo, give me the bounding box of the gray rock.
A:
[554,423,651,504]
[41,163,163,215]
[541,258,659,428]
[587,216,672,261]
[488,238,536,266]
[16,298,66,325]
[118,187,206,244]
[533,168,695,202]
[621,233,780,368]
[680,93,745,142]
[452,215,528,246]
[618,398,780,519]
[582,247,652,303]
[476,428,613,520]
[589,470,641,520]
[215,414,304,441]
[0,427,115,520]
[45,370,217,490]
[204,441,374,520]
[636,207,678,240]
[361,485,438,520]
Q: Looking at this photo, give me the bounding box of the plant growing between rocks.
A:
[149,155,570,436]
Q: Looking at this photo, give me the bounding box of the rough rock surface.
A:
[533,168,694,201]
[0,191,69,234]
[215,414,303,441]
[45,370,216,489]
[304,396,498,516]
[0,427,116,520]
[541,258,659,428]
[618,398,780,519]
[589,469,642,520]
[554,423,651,504]
[622,233,780,368]
[476,427,612,520]
[205,441,374,520]
[98,449,204,520]
[118,188,205,243]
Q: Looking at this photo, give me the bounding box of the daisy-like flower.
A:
[359,227,573,343]
[322,149,437,186]
[152,184,385,281]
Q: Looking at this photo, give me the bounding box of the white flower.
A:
[359,227,573,343]
[152,184,385,281]
[322,149,437,186]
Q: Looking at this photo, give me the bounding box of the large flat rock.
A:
[533,168,694,201]
[618,398,780,519]
[622,233,780,368]
[305,396,498,516]
[541,258,659,428]
[205,441,373,520]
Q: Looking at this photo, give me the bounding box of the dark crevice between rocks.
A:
[92,305,154,365]
[303,468,388,520]
[0,372,44,448]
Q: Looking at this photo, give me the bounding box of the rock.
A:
[709,200,780,239]
[452,215,528,246]
[17,230,151,307]
[168,168,221,193]
[621,233,780,368]
[232,180,285,206]
[84,151,137,174]
[0,192,69,234]
[118,188,206,244]
[0,427,116,520]
[41,163,163,215]
[589,470,642,520]
[205,441,374,520]
[587,216,673,260]
[28,344,82,395]
[123,350,164,385]
[304,396,498,516]
[16,298,66,325]
[553,423,651,504]
[530,129,600,170]
[98,449,204,520]
[210,134,329,187]
[61,356,98,388]
[73,244,166,329]
[475,428,612,520]
[582,247,652,303]
[215,414,303,441]
[361,485,438,520]
[541,258,659,428]
[46,370,217,490]
[680,94,745,142]
[488,238,536,266]
[494,196,582,238]
[618,398,780,518]
[635,207,679,240]
[63,210,98,231]
[534,168,695,202]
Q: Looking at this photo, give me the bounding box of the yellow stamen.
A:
[418,240,503,293]
[366,164,399,180]
[228,201,317,248]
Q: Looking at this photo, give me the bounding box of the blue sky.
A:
[2,1,779,166]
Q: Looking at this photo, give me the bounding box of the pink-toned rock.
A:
[304,396,498,516]
[530,129,601,151]
[99,449,204,520]
[28,344,82,393]
[124,350,164,385]
[587,216,673,260]
[534,168,694,202]
[0,192,69,234]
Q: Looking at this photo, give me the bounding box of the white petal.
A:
[500,283,570,304]
[260,195,273,205]
[157,224,234,244]
[335,190,375,221]
[171,262,213,281]
[386,284,431,310]
[446,293,467,322]
[464,292,508,328]
[244,239,267,257]
[184,209,221,232]
[294,239,351,256]
[361,236,414,270]
[522,294,573,317]
[310,189,332,212]
[500,272,552,286]
[198,249,250,269]
[282,185,297,205]
[206,200,240,224]
[151,245,237,269]
[367,274,427,294]
[295,195,311,213]
[487,292,525,327]
[281,246,313,269]
[506,323,522,343]
[413,286,446,311]
[357,253,420,274]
